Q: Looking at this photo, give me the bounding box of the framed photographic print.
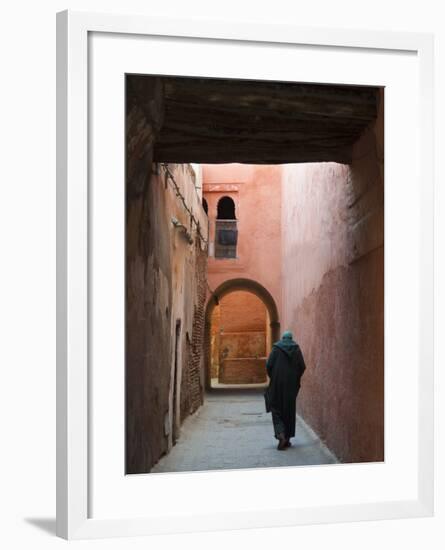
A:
[56,10,434,539]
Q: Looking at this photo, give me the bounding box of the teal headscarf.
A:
[273,330,297,356]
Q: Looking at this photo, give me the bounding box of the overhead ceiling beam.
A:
[127,75,380,165]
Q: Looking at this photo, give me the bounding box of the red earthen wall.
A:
[220,332,266,359]
[209,291,268,383]
[281,93,384,463]
[219,358,267,384]
[217,291,267,333]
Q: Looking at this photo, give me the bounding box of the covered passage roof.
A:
[127,75,380,165]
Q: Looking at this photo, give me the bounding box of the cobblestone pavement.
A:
[151,390,337,473]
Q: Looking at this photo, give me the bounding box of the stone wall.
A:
[126,86,209,474]
[280,92,384,463]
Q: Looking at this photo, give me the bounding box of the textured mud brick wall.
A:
[219,358,267,384]
[126,78,208,473]
[211,291,268,382]
[281,93,384,463]
[210,305,221,378]
[219,333,267,384]
[180,237,208,422]
[218,291,267,333]
[220,332,266,359]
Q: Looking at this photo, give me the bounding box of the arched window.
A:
[217,196,236,220]
[202,198,208,215]
[215,196,238,258]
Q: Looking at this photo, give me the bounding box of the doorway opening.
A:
[209,290,270,387]
[172,319,181,445]
[204,278,280,390]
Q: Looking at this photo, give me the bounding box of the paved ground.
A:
[151,389,337,473]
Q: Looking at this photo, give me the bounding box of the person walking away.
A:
[265,330,306,450]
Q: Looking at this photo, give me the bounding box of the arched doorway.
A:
[204,278,280,389]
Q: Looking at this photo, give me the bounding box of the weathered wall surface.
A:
[219,359,267,384]
[220,332,266,359]
[281,94,384,463]
[209,291,268,383]
[126,91,209,475]
[180,229,208,424]
[217,291,268,333]
[210,305,221,378]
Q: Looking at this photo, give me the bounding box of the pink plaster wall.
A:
[203,164,282,319]
[280,93,384,463]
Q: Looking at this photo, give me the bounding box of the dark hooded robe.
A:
[265,332,306,440]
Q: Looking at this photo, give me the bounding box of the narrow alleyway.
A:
[127,79,384,472]
[151,390,337,473]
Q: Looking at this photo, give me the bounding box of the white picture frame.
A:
[56,10,434,540]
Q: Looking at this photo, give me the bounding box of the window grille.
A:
[215,220,238,258]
